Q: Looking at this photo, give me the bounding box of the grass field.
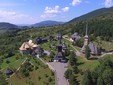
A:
[40,42,51,50]
[0,56,25,71]
[77,57,99,71]
[8,58,55,85]
[94,41,113,51]
[76,56,100,85]
[63,38,81,52]
[40,40,58,54]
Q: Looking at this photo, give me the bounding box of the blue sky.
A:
[0,0,112,24]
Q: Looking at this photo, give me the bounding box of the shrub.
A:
[38,76,41,80]
[6,60,10,64]
[35,66,39,70]
[48,77,52,82]
[15,56,19,60]
[45,74,48,78]
[51,71,54,76]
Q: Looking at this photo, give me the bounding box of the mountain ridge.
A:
[32,20,64,27]
[68,6,113,23]
[0,22,18,30]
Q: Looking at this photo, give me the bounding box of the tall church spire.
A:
[84,23,89,46]
[85,23,88,38]
[86,23,88,35]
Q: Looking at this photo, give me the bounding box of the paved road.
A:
[48,62,69,85]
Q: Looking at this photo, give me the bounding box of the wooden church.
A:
[81,24,99,55]
[54,39,67,63]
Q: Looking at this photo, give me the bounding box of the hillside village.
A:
[5,23,112,85]
[1,5,113,85]
[0,22,113,85]
[19,24,103,62]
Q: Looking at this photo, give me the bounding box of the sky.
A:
[0,0,112,24]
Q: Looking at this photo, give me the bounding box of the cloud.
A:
[44,5,61,14]
[41,5,61,19]
[41,6,69,19]
[104,0,113,7]
[71,0,81,6]
[0,10,29,19]
[0,10,35,24]
[62,7,69,12]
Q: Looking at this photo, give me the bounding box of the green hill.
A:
[65,7,113,41]
[69,6,113,23]
[32,20,64,27]
[1,6,113,85]
[0,22,18,30]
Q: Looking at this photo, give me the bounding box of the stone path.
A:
[63,36,81,56]
[44,50,50,56]
[100,52,113,57]
[48,62,69,85]
[6,58,28,80]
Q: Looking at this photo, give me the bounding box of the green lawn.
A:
[40,42,51,50]
[8,58,55,85]
[41,40,58,54]
[77,57,99,71]
[63,38,72,45]
[42,55,52,62]
[76,56,100,85]
[9,58,26,69]
[94,41,113,51]
[64,38,81,52]
[0,56,25,70]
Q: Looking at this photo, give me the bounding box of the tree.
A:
[20,61,33,77]
[82,70,93,85]
[69,56,77,66]
[48,77,52,82]
[64,49,70,56]
[69,51,77,66]
[64,69,72,79]
[101,68,113,85]
[97,76,104,85]
[6,60,10,64]
[0,71,8,85]
[91,70,98,85]
[73,65,79,74]
[89,55,113,85]
[70,51,76,57]
[69,75,78,85]
[85,46,91,59]
[75,38,84,47]
[49,51,55,59]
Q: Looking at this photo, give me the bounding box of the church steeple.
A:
[84,23,88,38]
[84,23,89,46]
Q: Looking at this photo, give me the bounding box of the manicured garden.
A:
[0,54,26,71]
[8,57,55,85]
